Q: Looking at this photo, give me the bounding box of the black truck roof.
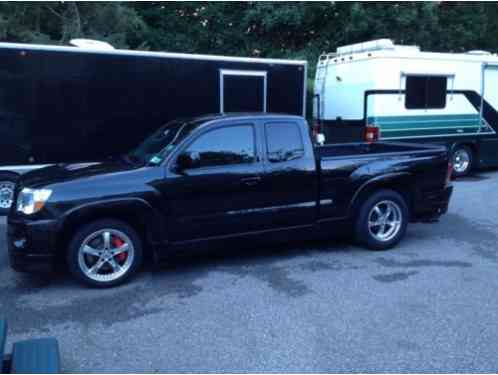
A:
[186,112,304,123]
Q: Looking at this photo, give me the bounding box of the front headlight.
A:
[17,188,52,215]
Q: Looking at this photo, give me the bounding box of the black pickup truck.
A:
[7,113,453,287]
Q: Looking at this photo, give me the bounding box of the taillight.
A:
[446,162,453,184]
[364,126,380,143]
[311,120,321,136]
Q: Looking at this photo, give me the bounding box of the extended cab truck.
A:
[7,114,453,287]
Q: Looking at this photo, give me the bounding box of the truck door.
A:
[165,121,269,242]
[258,120,318,228]
[220,70,267,113]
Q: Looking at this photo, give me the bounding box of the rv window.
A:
[405,76,447,109]
[426,76,447,108]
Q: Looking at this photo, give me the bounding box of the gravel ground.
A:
[1,171,498,373]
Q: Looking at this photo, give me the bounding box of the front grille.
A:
[8,221,24,238]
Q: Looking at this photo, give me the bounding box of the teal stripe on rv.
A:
[380,121,479,130]
[366,114,493,139]
[367,114,480,123]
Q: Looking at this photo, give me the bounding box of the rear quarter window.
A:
[265,122,305,163]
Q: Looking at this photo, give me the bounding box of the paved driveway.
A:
[1,171,498,372]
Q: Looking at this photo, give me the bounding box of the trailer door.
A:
[220,70,267,113]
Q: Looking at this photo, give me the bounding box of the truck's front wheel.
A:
[67,219,143,287]
[355,190,408,250]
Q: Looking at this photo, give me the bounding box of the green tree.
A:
[0,2,146,47]
[1,2,498,78]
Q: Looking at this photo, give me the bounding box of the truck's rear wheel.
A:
[67,219,143,288]
[355,189,408,250]
[452,145,473,177]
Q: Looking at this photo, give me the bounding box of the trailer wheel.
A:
[0,174,18,215]
[451,145,473,177]
[355,189,408,251]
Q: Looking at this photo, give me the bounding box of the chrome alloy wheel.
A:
[453,149,470,174]
[0,181,15,209]
[368,200,403,242]
[78,229,135,283]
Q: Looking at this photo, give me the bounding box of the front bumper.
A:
[7,217,58,273]
[413,185,453,222]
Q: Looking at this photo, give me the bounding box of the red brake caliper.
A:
[113,236,127,263]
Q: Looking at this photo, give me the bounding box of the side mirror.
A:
[315,133,325,146]
[176,153,192,172]
[176,151,200,172]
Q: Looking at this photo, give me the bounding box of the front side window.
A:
[183,125,255,169]
[265,122,305,163]
[405,75,447,109]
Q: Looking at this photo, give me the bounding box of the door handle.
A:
[240,176,261,186]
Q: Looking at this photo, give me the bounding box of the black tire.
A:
[451,145,473,177]
[354,189,409,251]
[0,173,18,216]
[67,219,143,288]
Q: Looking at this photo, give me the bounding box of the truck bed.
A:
[315,140,451,224]
[316,141,448,159]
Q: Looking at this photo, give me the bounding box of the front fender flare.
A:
[57,197,165,247]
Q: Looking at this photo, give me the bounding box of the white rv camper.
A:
[314,39,498,176]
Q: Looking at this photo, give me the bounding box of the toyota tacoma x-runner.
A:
[7,113,453,287]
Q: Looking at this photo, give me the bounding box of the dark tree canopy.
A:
[0,1,496,78]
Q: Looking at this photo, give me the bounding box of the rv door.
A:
[481,64,498,123]
[220,70,267,113]
[479,63,498,166]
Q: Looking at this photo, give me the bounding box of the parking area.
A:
[1,171,498,372]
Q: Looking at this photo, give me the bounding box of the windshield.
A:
[127,119,201,166]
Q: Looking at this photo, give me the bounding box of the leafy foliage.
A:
[0,1,497,77]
